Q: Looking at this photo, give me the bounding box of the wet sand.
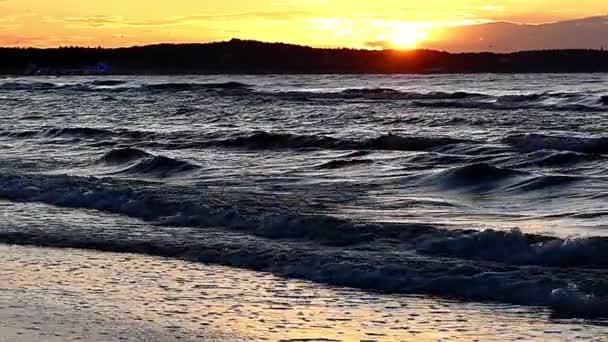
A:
[1,244,607,341]
[0,294,209,342]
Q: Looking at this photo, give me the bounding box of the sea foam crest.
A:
[0,172,608,317]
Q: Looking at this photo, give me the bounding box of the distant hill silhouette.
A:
[1,39,608,74]
[425,15,608,52]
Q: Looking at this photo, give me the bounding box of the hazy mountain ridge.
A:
[426,15,608,52]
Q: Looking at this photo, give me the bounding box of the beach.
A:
[2,74,608,340]
[1,244,607,341]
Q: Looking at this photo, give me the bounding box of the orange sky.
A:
[1,0,607,49]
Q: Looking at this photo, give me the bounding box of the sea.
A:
[1,74,608,340]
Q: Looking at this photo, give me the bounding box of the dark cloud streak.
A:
[51,11,314,28]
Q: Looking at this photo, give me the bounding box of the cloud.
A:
[0,34,49,46]
[47,11,314,29]
[364,40,391,49]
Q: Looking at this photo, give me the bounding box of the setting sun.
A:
[388,27,430,49]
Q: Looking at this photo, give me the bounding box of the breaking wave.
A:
[1,172,608,317]
[4,76,608,320]
[0,172,605,267]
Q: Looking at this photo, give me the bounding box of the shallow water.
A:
[1,74,608,320]
[2,243,608,341]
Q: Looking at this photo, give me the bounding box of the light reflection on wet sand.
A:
[1,245,606,341]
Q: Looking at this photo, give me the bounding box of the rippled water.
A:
[1,74,608,323]
[3,243,607,341]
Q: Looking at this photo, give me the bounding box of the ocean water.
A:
[1,74,608,324]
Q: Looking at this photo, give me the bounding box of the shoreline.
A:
[1,244,606,341]
[0,293,208,342]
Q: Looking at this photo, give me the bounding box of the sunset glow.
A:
[0,0,607,50]
[385,24,431,50]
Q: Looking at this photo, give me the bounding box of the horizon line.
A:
[1,38,608,55]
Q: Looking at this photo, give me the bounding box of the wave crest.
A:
[316,159,374,169]
[211,132,467,152]
[0,172,607,316]
[430,163,527,188]
[113,155,201,177]
[143,82,250,92]
[420,228,608,268]
[0,82,58,91]
[98,148,152,164]
[504,134,608,154]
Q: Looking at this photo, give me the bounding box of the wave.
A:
[404,152,473,166]
[316,159,374,170]
[363,134,467,151]
[43,127,118,138]
[208,132,468,152]
[273,89,489,102]
[335,89,485,100]
[413,100,602,112]
[88,80,128,87]
[419,228,608,268]
[505,151,604,168]
[339,151,371,158]
[0,172,604,267]
[210,131,351,150]
[112,155,201,178]
[502,175,584,192]
[142,82,251,92]
[3,81,604,114]
[0,81,251,93]
[496,93,545,102]
[426,163,586,193]
[1,80,605,111]
[1,126,468,153]
[429,163,528,188]
[0,126,158,141]
[503,134,608,154]
[98,148,152,164]
[269,89,606,112]
[0,82,58,91]
[3,218,608,319]
[1,172,608,317]
[407,91,605,112]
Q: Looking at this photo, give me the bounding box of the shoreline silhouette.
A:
[1,39,608,75]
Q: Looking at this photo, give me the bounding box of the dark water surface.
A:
[2,74,608,319]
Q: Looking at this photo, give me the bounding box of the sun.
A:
[389,28,429,49]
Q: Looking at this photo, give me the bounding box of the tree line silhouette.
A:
[1,39,608,74]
